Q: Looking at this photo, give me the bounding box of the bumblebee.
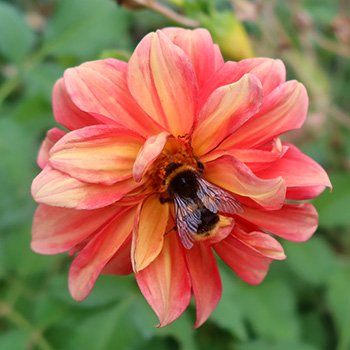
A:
[161,162,242,249]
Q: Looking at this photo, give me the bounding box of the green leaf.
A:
[12,95,54,133]
[0,224,59,278]
[195,321,234,350]
[199,11,254,60]
[128,295,198,350]
[0,330,32,350]
[133,336,179,350]
[238,339,318,350]
[76,274,137,308]
[98,49,131,62]
[65,297,143,350]
[0,2,35,63]
[0,118,38,231]
[24,62,64,103]
[284,236,336,286]
[33,295,70,328]
[300,311,329,350]
[42,0,131,60]
[326,263,350,350]
[211,265,248,340]
[301,0,337,27]
[312,173,350,228]
[239,279,300,341]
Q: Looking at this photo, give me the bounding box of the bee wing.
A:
[197,178,243,215]
[196,178,220,213]
[173,194,201,249]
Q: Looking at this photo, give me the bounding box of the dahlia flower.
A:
[31,27,331,328]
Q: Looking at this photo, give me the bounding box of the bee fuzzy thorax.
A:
[164,164,199,197]
[160,160,242,250]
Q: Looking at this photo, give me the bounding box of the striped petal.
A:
[204,155,286,210]
[213,44,224,71]
[31,165,144,209]
[220,80,308,149]
[133,132,171,182]
[135,231,192,327]
[198,58,286,111]
[185,243,222,328]
[201,138,288,172]
[49,125,144,185]
[63,59,161,137]
[101,236,133,276]
[52,79,99,131]
[162,27,224,89]
[233,221,286,260]
[132,194,169,272]
[32,204,118,254]
[192,73,263,157]
[214,233,273,285]
[238,203,318,242]
[68,205,136,301]
[37,128,66,169]
[127,30,198,136]
[256,143,332,199]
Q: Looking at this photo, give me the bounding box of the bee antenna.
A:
[164,225,177,236]
[155,152,173,171]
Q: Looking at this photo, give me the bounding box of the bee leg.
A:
[196,159,205,173]
[159,196,172,204]
[164,225,177,235]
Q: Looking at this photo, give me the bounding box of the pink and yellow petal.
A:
[135,231,192,327]
[101,236,133,276]
[233,221,286,260]
[221,80,308,149]
[162,27,223,89]
[256,143,332,199]
[213,44,224,71]
[133,132,171,182]
[49,125,144,185]
[200,138,288,172]
[132,194,169,272]
[52,79,99,131]
[192,73,263,157]
[37,128,66,169]
[31,204,118,255]
[184,243,222,328]
[238,203,318,242]
[201,138,288,172]
[200,216,235,246]
[127,30,198,136]
[214,234,273,285]
[234,58,286,95]
[31,165,144,209]
[198,58,286,110]
[204,155,286,210]
[68,205,136,302]
[64,59,161,137]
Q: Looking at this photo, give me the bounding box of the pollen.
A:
[147,138,199,198]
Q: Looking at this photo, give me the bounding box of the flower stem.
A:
[0,74,21,107]
[0,301,53,350]
[135,0,200,27]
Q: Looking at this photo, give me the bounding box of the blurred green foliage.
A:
[0,0,349,349]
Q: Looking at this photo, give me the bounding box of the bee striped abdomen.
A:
[196,208,220,236]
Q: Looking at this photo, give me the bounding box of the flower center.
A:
[145,137,239,249]
[148,137,200,200]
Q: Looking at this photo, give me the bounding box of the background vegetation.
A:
[0,0,349,349]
